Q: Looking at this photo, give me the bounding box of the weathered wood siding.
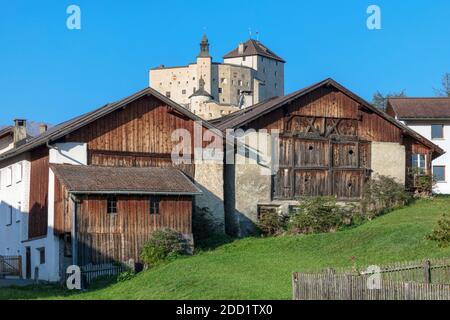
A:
[245,86,410,199]
[28,147,49,239]
[63,96,198,177]
[75,195,192,266]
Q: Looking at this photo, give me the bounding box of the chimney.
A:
[13,119,27,146]
[39,124,48,134]
[238,43,245,55]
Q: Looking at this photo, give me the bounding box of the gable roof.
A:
[0,126,13,139]
[213,78,444,157]
[51,164,201,195]
[0,87,218,163]
[223,39,285,63]
[387,97,450,119]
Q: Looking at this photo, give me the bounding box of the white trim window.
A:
[6,166,12,186]
[16,162,23,183]
[412,154,426,174]
[6,205,13,226]
[16,201,21,223]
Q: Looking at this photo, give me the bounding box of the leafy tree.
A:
[372,90,407,111]
[434,73,450,97]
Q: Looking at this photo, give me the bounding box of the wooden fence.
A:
[80,263,127,288]
[0,255,22,278]
[293,257,450,300]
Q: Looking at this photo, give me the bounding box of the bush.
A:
[288,197,351,234]
[257,209,287,236]
[361,175,411,219]
[427,212,450,247]
[140,228,184,267]
[117,269,135,282]
[193,206,217,243]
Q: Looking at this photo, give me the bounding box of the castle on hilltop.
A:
[149,35,285,119]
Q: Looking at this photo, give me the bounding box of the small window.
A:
[64,233,72,257]
[150,197,160,215]
[218,88,223,94]
[6,166,12,186]
[16,162,23,183]
[433,166,446,182]
[37,248,45,265]
[165,91,171,98]
[412,154,426,174]
[182,89,186,95]
[107,197,117,214]
[242,56,246,62]
[431,124,444,139]
[6,205,12,226]
[16,202,21,223]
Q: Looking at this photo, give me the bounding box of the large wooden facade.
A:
[241,85,436,200]
[28,146,49,239]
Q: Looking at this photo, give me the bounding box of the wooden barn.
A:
[0,87,224,281]
[212,78,444,236]
[51,164,200,268]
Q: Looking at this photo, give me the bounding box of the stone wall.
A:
[371,142,406,184]
[194,162,225,233]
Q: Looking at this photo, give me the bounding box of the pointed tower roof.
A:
[189,77,213,99]
[223,39,285,63]
[198,34,211,58]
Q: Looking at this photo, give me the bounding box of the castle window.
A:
[243,56,246,62]
[166,91,171,98]
[218,88,223,93]
[182,89,186,95]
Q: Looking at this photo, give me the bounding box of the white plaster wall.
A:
[49,142,88,165]
[371,142,406,184]
[0,154,31,260]
[403,121,450,194]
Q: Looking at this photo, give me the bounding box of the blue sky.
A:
[0,0,449,125]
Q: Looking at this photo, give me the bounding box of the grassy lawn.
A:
[2,197,450,300]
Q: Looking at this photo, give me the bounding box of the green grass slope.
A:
[3,197,450,300]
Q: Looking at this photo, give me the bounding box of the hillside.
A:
[3,197,450,300]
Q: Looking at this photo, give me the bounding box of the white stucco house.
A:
[387,97,450,194]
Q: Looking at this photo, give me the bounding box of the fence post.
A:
[292,272,299,300]
[18,256,22,279]
[346,274,353,300]
[423,260,431,284]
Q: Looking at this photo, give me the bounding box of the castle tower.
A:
[196,34,212,96]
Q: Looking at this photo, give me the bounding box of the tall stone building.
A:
[149,35,285,119]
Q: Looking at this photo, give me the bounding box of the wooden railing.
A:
[293,257,450,300]
[0,255,22,278]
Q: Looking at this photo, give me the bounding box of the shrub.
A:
[117,269,135,282]
[140,228,184,267]
[193,206,217,243]
[361,175,411,219]
[288,197,351,234]
[427,213,450,247]
[257,209,287,236]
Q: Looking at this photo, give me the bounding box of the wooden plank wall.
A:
[76,195,192,265]
[28,146,49,239]
[63,96,199,177]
